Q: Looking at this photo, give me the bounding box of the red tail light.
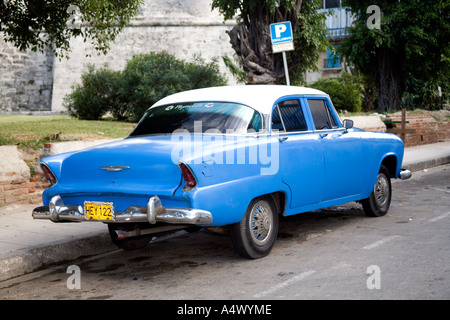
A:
[179,163,197,191]
[40,163,57,188]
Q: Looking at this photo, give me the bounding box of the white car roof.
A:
[151,85,327,115]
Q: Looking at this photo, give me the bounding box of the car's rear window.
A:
[129,102,262,136]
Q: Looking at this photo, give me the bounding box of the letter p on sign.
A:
[274,24,287,38]
[270,21,293,45]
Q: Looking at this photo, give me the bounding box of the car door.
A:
[305,97,364,201]
[272,98,325,210]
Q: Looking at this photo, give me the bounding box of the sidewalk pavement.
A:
[1,141,449,282]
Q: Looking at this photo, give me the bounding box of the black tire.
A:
[231,196,279,259]
[362,165,392,217]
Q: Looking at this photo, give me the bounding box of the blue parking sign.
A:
[270,21,293,44]
[270,21,294,53]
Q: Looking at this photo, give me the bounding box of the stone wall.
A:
[0,34,54,114]
[51,23,235,112]
[0,0,236,114]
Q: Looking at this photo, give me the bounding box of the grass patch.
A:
[0,115,137,174]
[0,115,136,150]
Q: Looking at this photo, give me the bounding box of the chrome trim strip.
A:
[100,165,130,172]
[32,195,213,225]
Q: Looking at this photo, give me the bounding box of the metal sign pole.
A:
[270,21,294,86]
[282,51,290,86]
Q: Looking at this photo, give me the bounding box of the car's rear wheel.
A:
[362,165,392,217]
[231,196,279,259]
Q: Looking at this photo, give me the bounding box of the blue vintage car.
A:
[33,85,411,259]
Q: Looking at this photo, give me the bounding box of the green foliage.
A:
[289,1,330,85]
[222,55,247,83]
[121,52,189,121]
[309,73,362,112]
[64,64,123,120]
[340,0,450,111]
[402,78,449,111]
[122,52,227,121]
[186,54,228,89]
[64,52,228,121]
[0,0,142,57]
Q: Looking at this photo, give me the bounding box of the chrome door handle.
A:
[319,133,328,138]
[279,136,288,142]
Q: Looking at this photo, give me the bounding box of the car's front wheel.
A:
[362,165,392,217]
[231,196,279,259]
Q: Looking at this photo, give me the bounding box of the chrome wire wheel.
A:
[231,196,279,259]
[374,173,390,207]
[362,165,392,217]
[249,201,273,246]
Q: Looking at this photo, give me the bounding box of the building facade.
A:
[305,0,355,83]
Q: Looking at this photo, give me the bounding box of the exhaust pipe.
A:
[114,225,189,240]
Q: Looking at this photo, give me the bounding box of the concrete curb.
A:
[402,141,450,172]
[0,233,116,282]
[403,155,450,173]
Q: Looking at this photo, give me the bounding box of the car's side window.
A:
[272,105,285,131]
[307,99,338,130]
[271,99,307,132]
[247,110,262,132]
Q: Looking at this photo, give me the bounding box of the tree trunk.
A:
[227,22,283,84]
[225,1,303,84]
[377,48,405,112]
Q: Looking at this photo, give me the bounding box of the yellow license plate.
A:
[85,202,113,221]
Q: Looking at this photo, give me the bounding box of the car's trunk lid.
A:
[55,135,183,197]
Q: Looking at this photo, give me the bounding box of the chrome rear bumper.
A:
[32,195,213,226]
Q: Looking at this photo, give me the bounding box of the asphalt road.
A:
[1,164,449,301]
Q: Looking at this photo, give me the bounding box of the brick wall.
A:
[386,114,450,147]
[0,174,46,206]
[0,145,46,207]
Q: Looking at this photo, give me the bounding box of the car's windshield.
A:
[129,102,262,136]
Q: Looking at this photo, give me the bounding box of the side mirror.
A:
[343,119,354,129]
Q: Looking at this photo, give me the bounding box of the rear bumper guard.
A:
[399,169,412,180]
[32,195,213,226]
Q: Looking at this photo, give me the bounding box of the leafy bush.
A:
[308,73,362,113]
[64,64,123,120]
[402,77,448,110]
[64,52,227,121]
[120,52,189,121]
[122,52,227,121]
